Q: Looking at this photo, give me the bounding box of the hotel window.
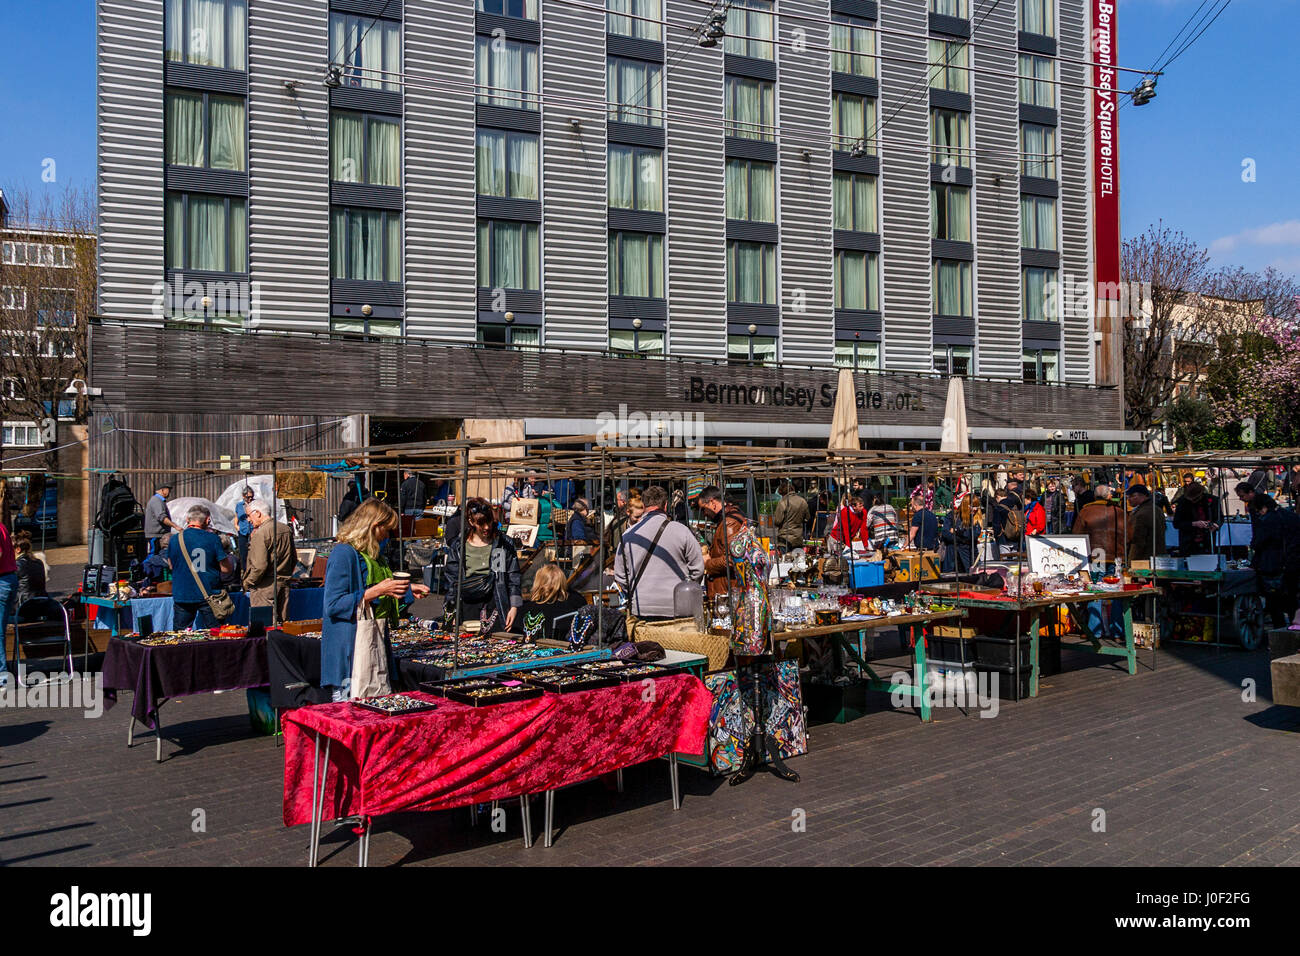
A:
[932,259,972,317]
[927,39,969,94]
[165,193,247,273]
[607,58,664,126]
[608,0,662,41]
[1023,348,1060,383]
[478,324,541,348]
[610,329,666,356]
[728,335,777,365]
[1020,122,1057,179]
[930,184,971,241]
[832,92,876,152]
[477,220,540,291]
[1020,196,1057,250]
[165,0,247,71]
[835,250,880,311]
[931,108,969,167]
[166,91,246,171]
[1021,0,1055,37]
[329,12,400,91]
[833,172,877,232]
[331,112,401,187]
[608,145,663,211]
[609,231,664,298]
[477,36,539,110]
[835,340,881,370]
[725,0,775,60]
[725,159,775,223]
[725,76,775,141]
[1018,54,1055,108]
[330,208,402,282]
[1022,266,1058,321]
[930,0,968,16]
[726,241,776,304]
[933,344,973,376]
[476,129,539,199]
[831,14,876,78]
[478,0,538,19]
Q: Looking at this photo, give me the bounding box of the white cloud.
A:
[1209,220,1300,256]
[1267,254,1300,278]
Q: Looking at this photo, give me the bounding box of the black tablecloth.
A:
[266,630,334,710]
[102,636,269,729]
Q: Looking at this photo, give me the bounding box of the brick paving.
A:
[2,641,1298,867]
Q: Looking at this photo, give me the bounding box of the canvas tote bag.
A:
[349,598,392,698]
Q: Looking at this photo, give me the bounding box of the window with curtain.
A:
[607,0,662,41]
[725,76,775,141]
[477,220,540,290]
[1020,122,1057,178]
[478,324,541,349]
[609,231,664,298]
[330,207,402,282]
[608,145,663,211]
[1023,348,1059,382]
[834,340,881,370]
[835,250,880,311]
[610,329,666,356]
[165,192,248,273]
[725,0,775,60]
[725,159,775,222]
[832,92,876,152]
[932,259,972,316]
[476,129,539,199]
[1018,54,1055,107]
[726,241,776,304]
[165,0,247,70]
[831,14,876,77]
[1020,195,1057,250]
[330,111,401,187]
[931,108,969,167]
[1022,266,1058,321]
[1020,0,1054,37]
[478,0,538,20]
[607,58,664,126]
[331,317,402,338]
[833,172,878,232]
[329,13,400,91]
[933,345,973,376]
[930,0,968,16]
[927,39,969,94]
[477,36,539,110]
[727,335,777,365]
[930,184,971,241]
[166,92,246,171]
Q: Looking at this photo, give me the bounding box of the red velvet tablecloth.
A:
[281,675,713,826]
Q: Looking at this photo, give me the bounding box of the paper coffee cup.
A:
[393,572,411,583]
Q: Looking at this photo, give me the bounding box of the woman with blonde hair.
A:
[511,561,587,642]
[322,497,428,700]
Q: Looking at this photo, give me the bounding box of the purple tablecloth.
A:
[102,636,270,729]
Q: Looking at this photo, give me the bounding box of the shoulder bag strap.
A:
[175,528,214,603]
[628,515,671,616]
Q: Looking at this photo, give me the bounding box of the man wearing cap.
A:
[1124,484,1167,565]
[143,483,177,556]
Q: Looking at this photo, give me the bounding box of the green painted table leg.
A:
[1029,611,1040,698]
[913,625,931,723]
[1123,601,1136,675]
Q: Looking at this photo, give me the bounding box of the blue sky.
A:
[0,0,1293,276]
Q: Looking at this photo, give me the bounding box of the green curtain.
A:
[1022,124,1055,178]
[725,160,746,220]
[834,93,867,149]
[385,213,401,282]
[166,194,185,269]
[166,0,184,61]
[932,110,967,165]
[508,134,538,199]
[188,195,226,272]
[331,112,363,182]
[609,146,633,208]
[381,20,400,91]
[729,242,772,303]
[935,261,971,316]
[638,150,662,210]
[187,0,224,67]
[1019,54,1053,107]
[476,130,505,196]
[209,96,245,171]
[613,232,662,297]
[609,0,659,40]
[166,92,204,167]
[831,17,874,77]
[1022,0,1052,36]
[750,162,774,221]
[369,117,401,186]
[485,41,539,109]
[229,199,247,272]
[1024,267,1055,320]
[476,221,489,286]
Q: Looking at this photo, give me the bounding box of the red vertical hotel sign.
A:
[1092,0,1120,293]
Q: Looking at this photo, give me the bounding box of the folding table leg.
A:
[309,732,321,867]
[669,754,681,810]
[358,817,370,868]
[310,737,331,868]
[543,790,555,848]
[127,715,134,749]
[616,768,624,793]
[520,796,533,849]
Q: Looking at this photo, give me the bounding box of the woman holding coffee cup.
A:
[321,497,429,700]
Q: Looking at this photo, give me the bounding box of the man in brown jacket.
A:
[698,485,749,600]
[1071,482,1126,568]
[771,481,810,552]
[242,498,297,623]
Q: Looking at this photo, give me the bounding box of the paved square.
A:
[2,642,1298,867]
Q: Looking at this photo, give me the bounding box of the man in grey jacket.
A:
[613,485,705,623]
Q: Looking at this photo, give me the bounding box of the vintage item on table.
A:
[351,693,440,716]
[511,667,620,694]
[576,660,685,681]
[431,678,545,706]
[505,523,539,548]
[509,497,540,526]
[703,661,807,773]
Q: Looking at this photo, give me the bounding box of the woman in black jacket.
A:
[1250,496,1300,627]
[1172,482,1220,555]
[442,497,523,631]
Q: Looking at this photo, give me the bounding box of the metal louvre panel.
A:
[248,0,330,333]
[98,0,166,324]
[970,0,1021,377]
[878,0,931,370]
[405,0,477,341]
[540,1,607,348]
[777,0,834,365]
[1059,0,1092,383]
[665,0,726,358]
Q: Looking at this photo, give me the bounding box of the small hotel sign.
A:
[685,377,923,414]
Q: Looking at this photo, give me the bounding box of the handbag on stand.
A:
[176,528,236,622]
